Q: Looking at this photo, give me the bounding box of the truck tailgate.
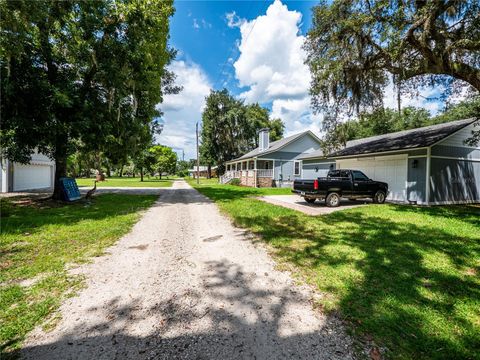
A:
[293,179,315,192]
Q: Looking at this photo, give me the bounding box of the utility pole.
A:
[196,122,200,185]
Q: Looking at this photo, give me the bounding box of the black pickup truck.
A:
[292,169,388,207]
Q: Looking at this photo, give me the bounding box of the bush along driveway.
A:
[0,194,157,356]
[191,181,480,360]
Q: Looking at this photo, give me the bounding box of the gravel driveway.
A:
[21,180,354,360]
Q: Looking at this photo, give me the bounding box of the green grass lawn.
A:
[0,194,157,355]
[75,176,173,188]
[187,178,292,195]
[186,177,221,185]
[190,181,480,360]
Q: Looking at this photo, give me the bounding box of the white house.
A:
[1,151,55,193]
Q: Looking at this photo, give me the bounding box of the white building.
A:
[1,151,55,193]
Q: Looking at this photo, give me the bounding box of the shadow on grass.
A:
[13,260,353,360]
[229,206,480,359]
[190,182,480,359]
[0,194,157,237]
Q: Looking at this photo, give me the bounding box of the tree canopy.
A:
[149,145,177,178]
[305,0,480,116]
[200,89,285,172]
[0,0,178,198]
[321,96,480,152]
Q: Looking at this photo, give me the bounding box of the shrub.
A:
[229,178,241,186]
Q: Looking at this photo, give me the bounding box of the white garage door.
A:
[337,155,407,202]
[13,164,52,191]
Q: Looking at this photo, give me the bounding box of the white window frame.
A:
[294,160,301,176]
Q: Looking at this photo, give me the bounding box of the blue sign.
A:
[60,177,81,201]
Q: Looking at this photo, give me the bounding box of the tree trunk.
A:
[140,167,144,182]
[119,164,124,177]
[52,142,68,200]
[207,164,211,179]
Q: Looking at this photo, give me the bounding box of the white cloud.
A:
[193,18,200,29]
[156,60,211,159]
[193,18,211,30]
[226,11,245,28]
[231,0,319,134]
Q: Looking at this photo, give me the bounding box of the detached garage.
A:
[299,118,480,205]
[336,155,407,202]
[1,152,55,193]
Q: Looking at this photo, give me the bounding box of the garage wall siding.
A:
[429,158,480,203]
[301,162,336,179]
[407,158,426,203]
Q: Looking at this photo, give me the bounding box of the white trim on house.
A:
[425,147,431,204]
[427,199,480,205]
[430,155,480,162]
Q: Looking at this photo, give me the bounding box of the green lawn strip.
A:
[75,176,173,188]
[0,194,157,355]
[191,182,480,359]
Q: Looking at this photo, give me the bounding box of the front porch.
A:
[221,159,274,187]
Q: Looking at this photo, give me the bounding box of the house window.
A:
[294,161,301,176]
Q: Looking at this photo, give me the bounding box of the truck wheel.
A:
[373,190,386,204]
[326,192,340,207]
[305,198,316,204]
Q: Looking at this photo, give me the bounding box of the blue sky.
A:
[158,0,445,160]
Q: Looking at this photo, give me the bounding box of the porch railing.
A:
[220,170,240,184]
[257,169,273,178]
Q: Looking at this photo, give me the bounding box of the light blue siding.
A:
[274,160,296,181]
[280,133,320,154]
[407,158,426,204]
[436,121,479,147]
[259,151,303,160]
[431,145,480,159]
[302,161,336,179]
[429,158,480,203]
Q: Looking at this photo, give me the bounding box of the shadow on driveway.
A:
[258,195,370,215]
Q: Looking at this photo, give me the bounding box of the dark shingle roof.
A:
[301,118,477,160]
[227,131,318,162]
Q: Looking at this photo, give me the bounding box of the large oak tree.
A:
[200,89,285,175]
[1,0,178,198]
[305,0,480,115]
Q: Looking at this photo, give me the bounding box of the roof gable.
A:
[229,130,321,161]
[329,118,478,158]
